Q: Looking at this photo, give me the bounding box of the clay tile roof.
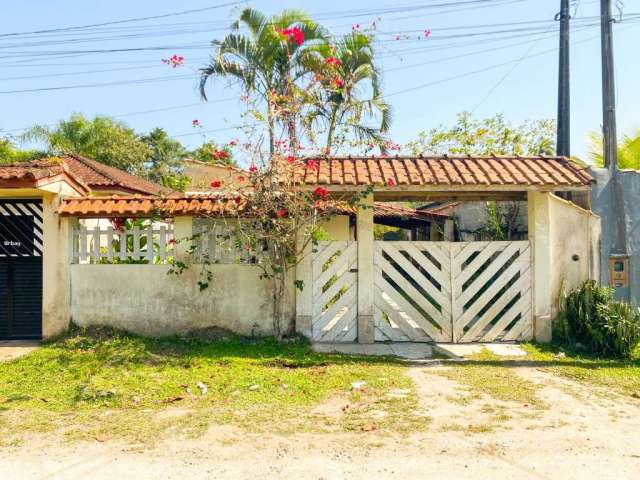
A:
[0,159,90,193]
[294,155,593,188]
[0,161,66,182]
[58,195,247,218]
[58,195,451,220]
[1,155,172,196]
[60,154,173,195]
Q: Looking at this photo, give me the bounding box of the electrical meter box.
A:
[608,255,630,301]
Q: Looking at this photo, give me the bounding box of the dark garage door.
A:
[0,199,43,340]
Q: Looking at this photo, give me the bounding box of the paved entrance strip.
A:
[313,342,527,360]
[0,340,40,362]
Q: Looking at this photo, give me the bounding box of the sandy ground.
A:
[0,341,40,363]
[1,364,639,480]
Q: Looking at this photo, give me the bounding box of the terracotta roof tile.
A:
[289,155,593,189]
[61,154,172,195]
[59,195,452,221]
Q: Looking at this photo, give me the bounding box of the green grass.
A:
[434,348,544,407]
[0,327,426,445]
[522,343,640,398]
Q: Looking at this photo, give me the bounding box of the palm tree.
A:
[199,8,328,155]
[303,32,392,154]
[588,130,640,170]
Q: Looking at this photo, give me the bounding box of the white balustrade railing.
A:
[73,225,174,264]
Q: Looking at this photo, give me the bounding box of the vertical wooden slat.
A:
[92,226,101,262]
[106,227,114,261]
[145,226,154,262]
[159,226,167,261]
[119,230,127,261]
[79,226,88,263]
[132,226,140,261]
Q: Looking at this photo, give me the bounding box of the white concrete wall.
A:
[70,264,295,337]
[548,194,601,318]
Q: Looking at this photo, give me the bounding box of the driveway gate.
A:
[310,240,532,344]
[0,199,43,339]
[374,241,532,343]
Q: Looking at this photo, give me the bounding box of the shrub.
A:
[555,280,640,358]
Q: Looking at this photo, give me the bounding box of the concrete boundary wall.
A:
[548,194,601,317]
[70,264,295,337]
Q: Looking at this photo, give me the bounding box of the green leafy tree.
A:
[0,138,40,164]
[407,112,556,156]
[23,114,151,175]
[199,8,329,154]
[189,140,236,166]
[140,127,189,190]
[304,31,391,153]
[588,130,640,170]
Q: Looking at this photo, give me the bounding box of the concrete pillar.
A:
[295,230,313,339]
[357,193,375,343]
[527,192,552,342]
[42,193,72,338]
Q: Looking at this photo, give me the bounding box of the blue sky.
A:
[2,0,639,163]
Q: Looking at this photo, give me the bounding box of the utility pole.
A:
[556,0,570,157]
[601,0,628,300]
[601,0,618,171]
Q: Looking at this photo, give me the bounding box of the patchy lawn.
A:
[0,328,428,446]
[522,343,640,398]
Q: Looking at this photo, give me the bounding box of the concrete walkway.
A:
[433,342,527,359]
[0,340,40,362]
[312,342,527,360]
[312,342,433,360]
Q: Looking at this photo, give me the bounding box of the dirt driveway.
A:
[2,363,639,480]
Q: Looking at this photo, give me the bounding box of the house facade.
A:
[0,154,600,345]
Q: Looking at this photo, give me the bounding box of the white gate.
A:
[374,241,532,343]
[311,241,358,342]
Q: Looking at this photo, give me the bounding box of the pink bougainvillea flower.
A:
[384,140,401,151]
[234,196,242,205]
[168,238,177,245]
[424,29,432,38]
[325,56,342,66]
[333,77,345,88]
[286,155,296,164]
[210,180,222,188]
[278,26,304,46]
[307,159,319,170]
[276,208,287,218]
[162,54,185,68]
[192,119,200,127]
[213,150,230,161]
[352,24,360,31]
[313,186,329,199]
[249,164,258,173]
[386,177,396,186]
[228,139,238,146]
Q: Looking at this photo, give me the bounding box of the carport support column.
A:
[528,192,553,342]
[357,192,375,343]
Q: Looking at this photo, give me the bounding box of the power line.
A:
[0,2,243,38]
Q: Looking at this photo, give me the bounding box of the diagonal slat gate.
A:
[451,241,532,342]
[311,241,358,343]
[374,242,452,342]
[373,241,532,343]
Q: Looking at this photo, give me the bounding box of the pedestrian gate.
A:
[0,199,43,339]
